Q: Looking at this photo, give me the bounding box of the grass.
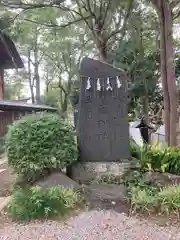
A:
[7,185,84,222]
[129,184,180,216]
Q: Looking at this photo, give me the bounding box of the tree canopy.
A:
[1,0,180,145]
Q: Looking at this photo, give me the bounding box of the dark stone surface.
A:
[78,57,130,162]
[85,183,129,212]
[87,184,127,201]
[35,172,80,190]
[143,172,180,187]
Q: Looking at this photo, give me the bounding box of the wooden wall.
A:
[0,111,20,137]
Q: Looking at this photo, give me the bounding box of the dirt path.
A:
[0,210,179,240]
[0,160,17,197]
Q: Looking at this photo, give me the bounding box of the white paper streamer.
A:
[86,77,91,90]
[116,76,122,88]
[106,77,112,91]
[97,78,101,91]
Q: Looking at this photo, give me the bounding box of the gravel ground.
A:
[0,210,179,240]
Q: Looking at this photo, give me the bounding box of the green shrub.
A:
[139,145,167,171]
[130,186,159,213]
[134,144,180,175]
[8,186,82,221]
[6,113,78,182]
[158,185,180,214]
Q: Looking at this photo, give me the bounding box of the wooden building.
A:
[0,31,24,99]
[0,33,58,138]
[0,100,57,137]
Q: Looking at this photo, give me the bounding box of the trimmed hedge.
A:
[6,113,78,182]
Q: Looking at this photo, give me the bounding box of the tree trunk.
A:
[159,5,170,143]
[34,36,40,104]
[163,1,177,146]
[27,50,35,103]
[152,0,177,146]
[142,95,148,120]
[61,94,68,117]
[0,69,4,100]
[94,24,108,62]
[98,42,108,62]
[61,75,73,118]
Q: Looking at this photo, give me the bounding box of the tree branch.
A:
[75,0,94,31]
[86,0,96,20]
[150,0,161,11]
[1,0,65,10]
[105,0,134,42]
[170,0,180,9]
[101,0,111,28]
[173,10,180,20]
[22,16,91,28]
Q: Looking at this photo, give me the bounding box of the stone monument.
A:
[71,57,131,183]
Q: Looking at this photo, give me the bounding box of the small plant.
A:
[133,143,180,175]
[8,186,82,221]
[129,184,180,216]
[130,138,141,159]
[130,186,159,213]
[6,113,78,183]
[158,185,180,215]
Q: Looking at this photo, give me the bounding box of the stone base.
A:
[71,160,137,184]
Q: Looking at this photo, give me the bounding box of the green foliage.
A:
[123,169,144,189]
[130,186,159,213]
[130,184,180,215]
[130,142,180,175]
[6,113,78,182]
[128,143,180,214]
[4,70,27,100]
[41,91,60,108]
[111,5,161,119]
[130,138,141,159]
[158,185,180,215]
[142,146,180,175]
[125,168,159,213]
[8,186,82,221]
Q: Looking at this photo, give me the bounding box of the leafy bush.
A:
[6,113,78,182]
[130,186,159,213]
[158,185,180,214]
[8,186,82,221]
[139,145,168,172]
[130,184,180,215]
[131,142,180,175]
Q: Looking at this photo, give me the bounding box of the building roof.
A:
[0,100,58,112]
[0,32,24,69]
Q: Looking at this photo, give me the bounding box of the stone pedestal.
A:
[71,160,137,184]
